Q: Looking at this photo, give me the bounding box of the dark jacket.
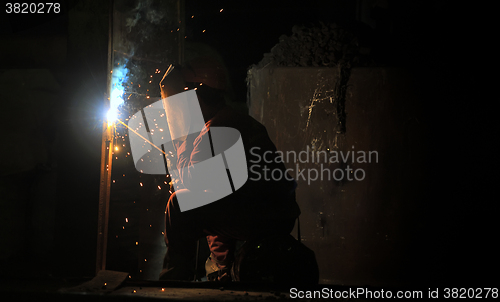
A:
[174,105,300,220]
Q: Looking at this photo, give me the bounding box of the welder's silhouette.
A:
[159,57,300,282]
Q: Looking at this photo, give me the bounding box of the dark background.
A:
[0,0,496,287]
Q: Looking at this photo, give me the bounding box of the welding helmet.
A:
[181,56,227,91]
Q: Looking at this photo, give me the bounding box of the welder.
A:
[158,56,300,282]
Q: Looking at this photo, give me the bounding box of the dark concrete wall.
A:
[248,66,432,286]
[0,0,109,279]
[1,0,185,280]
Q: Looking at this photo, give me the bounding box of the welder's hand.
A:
[159,64,186,99]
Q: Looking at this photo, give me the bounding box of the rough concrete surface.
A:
[111,286,290,301]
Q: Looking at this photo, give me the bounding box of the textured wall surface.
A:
[247,66,428,286]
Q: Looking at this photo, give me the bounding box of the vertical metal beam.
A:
[96,0,114,275]
[97,125,114,273]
